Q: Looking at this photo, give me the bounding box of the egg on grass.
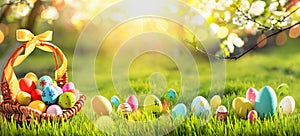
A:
[191,96,210,118]
[91,95,112,116]
[232,97,253,119]
[216,105,228,121]
[210,95,221,109]
[126,95,138,111]
[171,103,187,119]
[144,95,163,117]
[111,96,120,107]
[254,86,277,119]
[246,87,257,106]
[279,96,295,114]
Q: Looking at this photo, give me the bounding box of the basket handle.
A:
[1,29,67,100]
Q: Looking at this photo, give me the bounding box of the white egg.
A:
[279,96,295,114]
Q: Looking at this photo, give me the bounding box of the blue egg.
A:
[191,96,210,118]
[37,76,53,90]
[42,86,59,105]
[254,86,277,119]
[167,89,177,99]
[171,103,187,119]
[111,96,120,107]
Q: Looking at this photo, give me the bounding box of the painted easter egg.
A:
[91,95,112,115]
[58,92,77,109]
[117,103,132,115]
[46,105,63,115]
[246,87,257,106]
[126,95,138,111]
[191,96,210,117]
[62,82,76,94]
[254,86,277,119]
[17,91,31,106]
[277,83,289,96]
[232,97,253,119]
[19,78,36,93]
[28,100,47,113]
[171,103,187,119]
[144,95,163,117]
[42,86,60,105]
[279,96,295,114]
[216,105,228,121]
[210,95,221,108]
[36,76,53,90]
[53,86,63,95]
[167,88,177,99]
[24,72,38,84]
[161,100,170,113]
[111,96,120,107]
[248,110,258,123]
[31,89,43,101]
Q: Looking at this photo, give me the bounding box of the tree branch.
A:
[220,21,300,60]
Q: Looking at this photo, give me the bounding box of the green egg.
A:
[58,92,77,109]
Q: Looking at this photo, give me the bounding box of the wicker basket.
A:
[0,30,85,123]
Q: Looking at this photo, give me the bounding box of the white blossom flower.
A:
[269,2,279,11]
[224,40,235,53]
[249,1,266,16]
[224,11,231,22]
[227,33,238,42]
[279,0,287,6]
[233,37,245,47]
[240,0,250,10]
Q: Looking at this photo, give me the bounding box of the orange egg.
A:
[28,100,47,113]
[24,72,38,84]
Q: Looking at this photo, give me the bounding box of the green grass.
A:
[2,37,300,135]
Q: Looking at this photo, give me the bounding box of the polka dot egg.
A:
[58,92,77,109]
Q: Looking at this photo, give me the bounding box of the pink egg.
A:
[62,82,75,93]
[248,110,258,123]
[126,95,138,111]
[46,105,63,115]
[246,88,257,106]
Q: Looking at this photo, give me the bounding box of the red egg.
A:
[31,89,43,101]
[62,82,76,94]
[19,78,36,93]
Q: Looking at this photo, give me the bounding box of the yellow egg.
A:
[210,95,221,108]
[91,95,112,115]
[143,95,162,117]
[25,72,38,84]
[17,92,31,106]
[232,97,253,119]
[28,100,47,113]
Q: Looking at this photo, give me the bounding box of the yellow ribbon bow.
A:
[15,29,53,66]
[4,29,67,99]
